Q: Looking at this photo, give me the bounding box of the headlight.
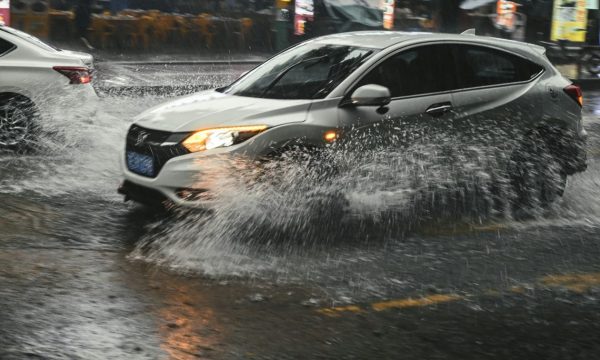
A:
[182,125,268,153]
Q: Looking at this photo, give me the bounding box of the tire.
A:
[510,131,567,209]
[0,96,39,152]
[585,52,600,76]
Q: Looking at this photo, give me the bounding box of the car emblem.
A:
[135,131,149,146]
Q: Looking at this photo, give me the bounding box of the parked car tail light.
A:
[53,66,92,84]
[564,84,583,107]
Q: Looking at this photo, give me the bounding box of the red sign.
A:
[496,0,516,31]
[0,0,9,26]
[382,0,395,30]
[294,0,314,35]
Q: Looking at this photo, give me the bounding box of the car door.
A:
[338,44,458,148]
[450,44,545,148]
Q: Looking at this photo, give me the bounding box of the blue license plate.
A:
[127,151,154,177]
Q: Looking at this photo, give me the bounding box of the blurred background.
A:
[0,0,597,56]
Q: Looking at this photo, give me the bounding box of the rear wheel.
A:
[0,96,39,151]
[510,131,567,210]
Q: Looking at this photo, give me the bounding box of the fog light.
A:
[324,130,339,142]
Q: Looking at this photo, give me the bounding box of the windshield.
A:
[0,26,60,52]
[220,43,376,100]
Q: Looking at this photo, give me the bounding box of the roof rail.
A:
[461,29,476,35]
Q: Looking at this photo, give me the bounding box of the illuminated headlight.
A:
[182,125,268,153]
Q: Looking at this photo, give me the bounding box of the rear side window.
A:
[0,37,15,56]
[457,45,543,88]
[356,44,457,98]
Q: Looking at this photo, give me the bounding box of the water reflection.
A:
[155,280,223,359]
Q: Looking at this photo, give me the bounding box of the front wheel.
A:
[0,97,39,151]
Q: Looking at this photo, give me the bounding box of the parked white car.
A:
[0,24,97,150]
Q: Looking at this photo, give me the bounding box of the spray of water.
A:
[0,66,598,295]
[131,117,591,278]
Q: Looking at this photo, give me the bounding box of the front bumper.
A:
[118,180,170,207]
[120,146,242,207]
[119,122,335,207]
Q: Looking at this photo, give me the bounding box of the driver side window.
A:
[356,44,457,98]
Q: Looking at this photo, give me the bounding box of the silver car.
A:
[119,31,587,207]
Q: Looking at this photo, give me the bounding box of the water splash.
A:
[130,127,530,272]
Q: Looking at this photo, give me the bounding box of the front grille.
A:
[126,124,189,177]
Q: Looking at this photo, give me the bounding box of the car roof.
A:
[313,31,437,48]
[312,31,544,56]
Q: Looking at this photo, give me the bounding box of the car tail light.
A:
[53,66,92,84]
[564,84,583,107]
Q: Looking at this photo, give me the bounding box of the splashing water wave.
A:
[131,121,599,278]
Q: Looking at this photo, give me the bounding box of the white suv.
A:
[0,25,97,150]
[120,31,587,208]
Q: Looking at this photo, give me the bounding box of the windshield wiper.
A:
[260,54,329,97]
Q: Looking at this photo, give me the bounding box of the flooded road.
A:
[1,63,600,359]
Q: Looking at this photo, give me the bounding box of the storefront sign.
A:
[496,0,517,31]
[382,0,395,30]
[551,0,588,42]
[294,0,314,35]
[0,0,10,26]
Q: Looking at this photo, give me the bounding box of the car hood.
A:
[134,91,312,133]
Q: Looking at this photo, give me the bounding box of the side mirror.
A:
[347,84,391,107]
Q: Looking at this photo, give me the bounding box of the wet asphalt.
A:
[1,63,600,359]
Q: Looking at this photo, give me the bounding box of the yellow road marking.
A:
[419,222,508,237]
[540,272,600,294]
[317,294,462,317]
[471,223,507,232]
[317,272,600,318]
[510,285,526,294]
[371,294,463,312]
[317,305,364,317]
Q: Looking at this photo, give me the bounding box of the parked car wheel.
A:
[0,96,39,151]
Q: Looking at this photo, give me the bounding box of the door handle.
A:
[425,102,453,117]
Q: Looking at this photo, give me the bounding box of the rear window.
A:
[457,45,543,88]
[0,37,15,56]
[0,26,59,52]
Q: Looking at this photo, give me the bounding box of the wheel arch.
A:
[529,118,586,175]
[0,91,36,106]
